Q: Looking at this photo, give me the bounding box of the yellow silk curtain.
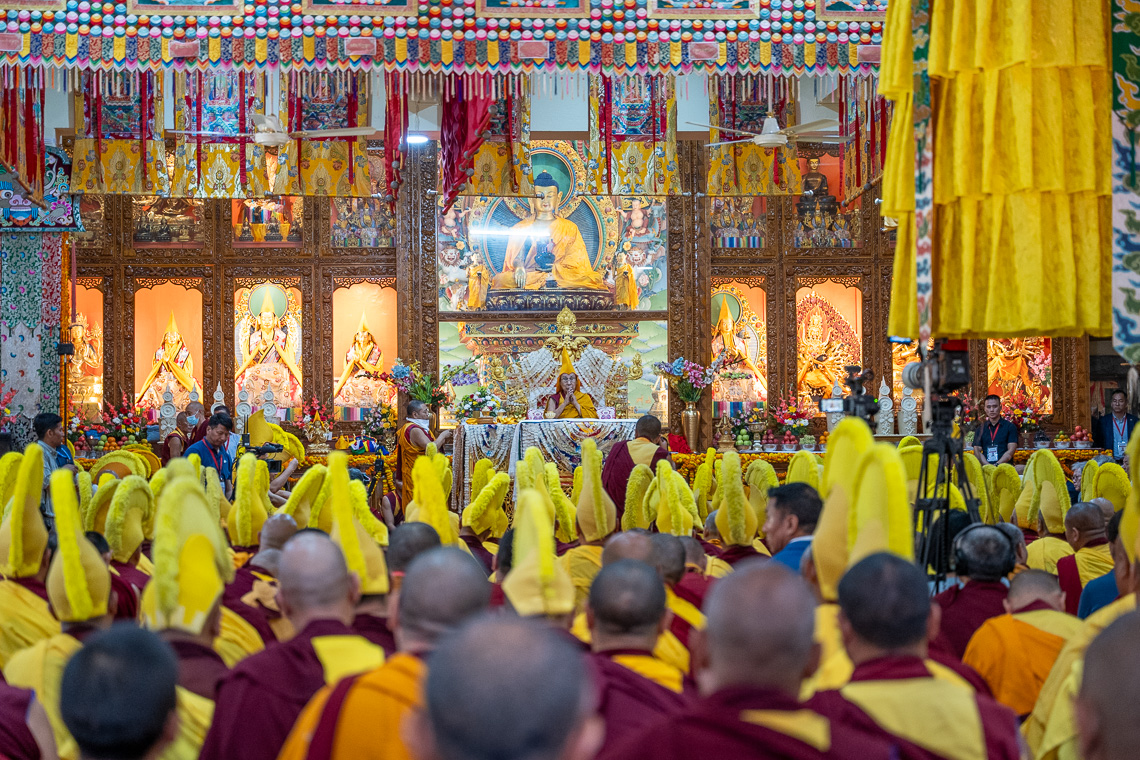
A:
[882,0,1111,339]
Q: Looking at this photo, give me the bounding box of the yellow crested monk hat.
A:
[140,472,233,635]
[962,452,993,524]
[105,476,155,564]
[1031,450,1071,535]
[576,438,616,542]
[653,460,695,537]
[557,348,581,391]
[1119,429,1140,564]
[847,444,914,567]
[513,448,575,543]
[991,463,1022,524]
[691,448,717,520]
[745,459,779,537]
[83,475,120,534]
[621,463,655,532]
[47,469,111,622]
[247,409,306,467]
[327,452,390,595]
[227,454,269,547]
[462,470,512,538]
[1011,450,1043,529]
[502,489,576,617]
[90,450,148,481]
[280,465,327,530]
[1093,462,1131,513]
[785,450,822,492]
[714,450,757,547]
[812,418,874,601]
[0,451,24,515]
[0,445,48,578]
[409,455,459,545]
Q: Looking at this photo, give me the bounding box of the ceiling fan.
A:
[168,112,375,147]
[687,114,851,149]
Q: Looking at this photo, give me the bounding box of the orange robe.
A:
[277,652,425,760]
[396,423,432,513]
[961,602,1081,717]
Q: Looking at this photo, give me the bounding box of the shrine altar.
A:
[451,418,640,506]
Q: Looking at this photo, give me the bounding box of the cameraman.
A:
[185,411,235,498]
[973,394,1018,465]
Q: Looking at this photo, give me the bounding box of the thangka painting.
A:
[0,148,80,230]
[987,338,1053,415]
[232,198,303,248]
[235,283,303,409]
[132,198,204,249]
[73,197,105,247]
[330,144,395,248]
[135,283,204,411]
[711,283,768,416]
[648,0,758,18]
[333,283,397,418]
[438,141,667,313]
[817,0,886,20]
[794,150,862,248]
[795,288,861,409]
[303,0,414,15]
[890,339,933,403]
[68,283,104,412]
[710,198,767,248]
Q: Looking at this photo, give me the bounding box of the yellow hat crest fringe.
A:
[1080,460,1101,502]
[1031,450,1070,534]
[50,469,103,621]
[1121,428,1140,562]
[328,451,391,596]
[411,456,456,545]
[227,454,267,546]
[576,438,616,542]
[188,453,202,481]
[349,480,390,546]
[570,465,583,505]
[962,452,992,524]
[745,459,779,534]
[83,477,119,533]
[654,460,693,536]
[714,451,755,546]
[897,435,921,449]
[544,462,578,543]
[673,468,700,524]
[462,472,512,536]
[0,451,23,517]
[281,465,327,529]
[847,444,914,566]
[814,418,875,601]
[622,464,655,531]
[1093,463,1131,513]
[785,450,822,491]
[692,449,715,520]
[991,464,1021,523]
[0,445,47,578]
[471,458,495,499]
[502,489,575,617]
[105,476,155,563]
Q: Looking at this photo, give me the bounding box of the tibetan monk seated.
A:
[544,350,598,419]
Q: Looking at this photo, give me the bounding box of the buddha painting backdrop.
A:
[795,280,862,409]
[711,282,768,417]
[987,338,1053,414]
[69,285,104,414]
[332,283,397,419]
[134,283,203,410]
[234,283,303,409]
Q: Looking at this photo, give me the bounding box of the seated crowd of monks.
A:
[0,412,1139,760]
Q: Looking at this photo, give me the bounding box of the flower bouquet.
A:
[772,396,813,437]
[455,387,502,421]
[652,356,723,403]
[381,358,478,408]
[299,396,330,425]
[73,394,148,454]
[1007,391,1045,433]
[362,401,399,451]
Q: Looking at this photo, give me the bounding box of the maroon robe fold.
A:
[672,570,714,610]
[11,577,49,603]
[110,560,149,623]
[166,638,229,700]
[556,538,580,557]
[190,417,210,445]
[597,684,899,760]
[808,656,1022,760]
[459,534,494,575]
[1057,556,1083,616]
[719,545,765,567]
[489,582,507,608]
[221,563,280,645]
[601,439,670,520]
[590,649,693,756]
[351,612,396,655]
[932,580,1008,659]
[199,619,364,760]
[0,682,39,760]
[925,647,993,696]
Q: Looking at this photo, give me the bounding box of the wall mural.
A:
[234,283,303,408]
[437,140,667,313]
[795,289,860,408]
[711,282,767,416]
[709,197,767,249]
[987,338,1053,414]
[332,283,397,418]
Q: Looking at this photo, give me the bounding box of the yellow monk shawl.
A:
[0,581,59,668]
[3,632,84,760]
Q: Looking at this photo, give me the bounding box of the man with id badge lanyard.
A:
[185,411,236,499]
[1094,389,1136,461]
[973,394,1018,465]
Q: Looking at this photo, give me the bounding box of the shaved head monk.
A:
[1090,498,1116,524]
[409,616,603,760]
[278,547,491,760]
[1076,611,1140,760]
[674,536,714,610]
[601,530,654,565]
[201,532,384,760]
[587,560,693,754]
[810,553,1022,759]
[222,512,298,649]
[962,570,1082,717]
[650,534,707,652]
[599,561,898,760]
[1058,502,1115,614]
[601,415,671,515]
[932,524,1011,658]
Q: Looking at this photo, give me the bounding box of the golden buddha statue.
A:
[797,311,845,398]
[237,290,302,406]
[137,312,200,407]
[334,314,387,405]
[712,298,765,390]
[490,172,607,291]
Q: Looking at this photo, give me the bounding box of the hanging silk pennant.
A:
[439,73,494,212]
[1112,0,1140,363]
[0,66,46,205]
[911,0,933,349]
[384,70,408,210]
[586,73,678,195]
[460,74,533,198]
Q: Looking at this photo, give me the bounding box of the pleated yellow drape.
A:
[882,0,1111,339]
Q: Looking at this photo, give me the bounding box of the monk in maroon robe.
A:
[110,559,149,622]
[0,682,54,760]
[808,553,1021,760]
[458,531,495,574]
[351,593,397,656]
[587,560,694,755]
[159,605,230,701]
[599,562,899,760]
[200,533,385,760]
[931,527,1011,658]
[674,538,715,609]
[601,416,671,519]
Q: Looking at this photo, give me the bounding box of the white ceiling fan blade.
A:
[292,127,375,139]
[252,113,284,131]
[685,121,764,137]
[783,119,839,135]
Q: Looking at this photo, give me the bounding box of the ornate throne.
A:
[486,308,643,419]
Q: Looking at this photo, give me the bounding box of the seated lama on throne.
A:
[544,349,599,419]
[490,172,607,291]
[334,314,391,407]
[137,312,200,408]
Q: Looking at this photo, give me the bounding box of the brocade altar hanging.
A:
[587,74,678,196]
[0,66,47,205]
[706,74,803,196]
[72,71,168,196]
[170,71,270,199]
[460,75,533,199]
[439,73,495,212]
[839,76,890,208]
[273,71,373,197]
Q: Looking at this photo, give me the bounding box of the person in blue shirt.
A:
[184,411,235,499]
[1079,510,1124,619]
[761,482,822,572]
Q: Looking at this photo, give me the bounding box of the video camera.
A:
[818,365,878,426]
[900,338,970,396]
[243,440,285,474]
